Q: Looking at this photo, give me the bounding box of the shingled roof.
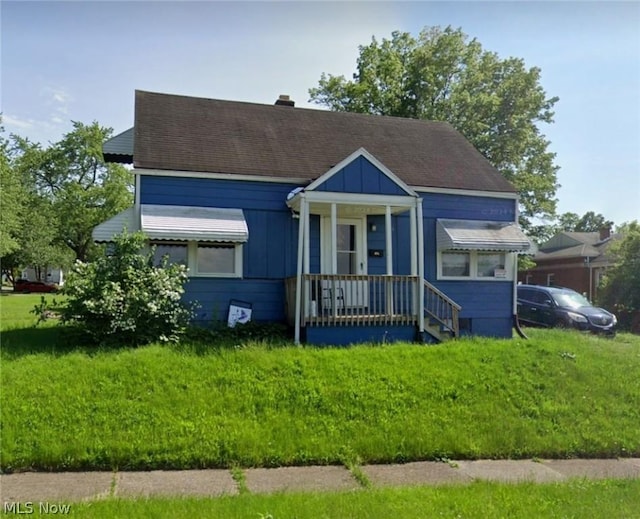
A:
[132,90,517,193]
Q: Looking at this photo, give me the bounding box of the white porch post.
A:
[303,198,311,322]
[385,205,393,275]
[417,199,425,332]
[330,203,338,318]
[385,205,393,316]
[294,196,307,344]
[410,205,417,318]
[330,203,338,274]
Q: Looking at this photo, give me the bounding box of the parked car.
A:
[517,284,616,335]
[13,279,58,293]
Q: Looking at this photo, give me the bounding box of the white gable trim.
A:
[304,148,418,197]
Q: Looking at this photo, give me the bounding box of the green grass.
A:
[2,294,640,472]
[10,480,640,518]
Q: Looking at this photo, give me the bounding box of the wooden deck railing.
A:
[423,279,461,337]
[285,275,461,339]
[285,274,419,327]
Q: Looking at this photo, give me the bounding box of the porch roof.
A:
[437,219,532,252]
[286,191,418,216]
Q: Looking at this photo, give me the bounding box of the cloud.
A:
[2,114,35,130]
[2,85,75,143]
[41,86,72,115]
[2,112,67,144]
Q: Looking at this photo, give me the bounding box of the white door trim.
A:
[320,216,367,275]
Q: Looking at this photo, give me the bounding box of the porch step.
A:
[423,322,454,343]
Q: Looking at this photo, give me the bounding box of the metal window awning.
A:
[437,219,531,252]
[141,205,248,242]
[92,205,248,243]
[92,207,137,242]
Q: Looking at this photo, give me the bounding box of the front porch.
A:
[285,148,461,344]
[285,274,460,343]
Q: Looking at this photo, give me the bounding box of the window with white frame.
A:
[150,241,242,277]
[438,251,511,280]
[441,252,470,277]
[195,243,241,276]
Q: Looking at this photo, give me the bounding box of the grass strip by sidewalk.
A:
[2,294,640,472]
[22,479,640,519]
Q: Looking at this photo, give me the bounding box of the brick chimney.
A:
[275,94,295,107]
[599,225,611,241]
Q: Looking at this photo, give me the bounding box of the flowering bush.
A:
[59,231,193,345]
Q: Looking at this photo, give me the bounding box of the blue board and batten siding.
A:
[420,192,517,338]
[313,156,409,195]
[140,173,517,339]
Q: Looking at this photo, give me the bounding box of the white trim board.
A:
[133,168,310,185]
[134,168,519,200]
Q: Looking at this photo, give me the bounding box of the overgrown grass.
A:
[16,480,640,518]
[2,294,639,472]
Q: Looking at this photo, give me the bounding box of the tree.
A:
[597,221,640,332]
[309,26,560,233]
[9,121,133,262]
[557,211,614,233]
[0,122,23,259]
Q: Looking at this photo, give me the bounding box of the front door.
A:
[321,217,368,309]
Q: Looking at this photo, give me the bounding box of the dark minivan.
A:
[517,284,616,335]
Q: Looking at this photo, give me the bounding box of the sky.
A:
[2,1,639,225]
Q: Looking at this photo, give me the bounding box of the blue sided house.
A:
[94,91,532,345]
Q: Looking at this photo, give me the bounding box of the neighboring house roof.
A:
[129,90,517,193]
[535,243,600,260]
[436,219,531,252]
[534,230,618,263]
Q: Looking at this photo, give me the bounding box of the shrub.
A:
[53,231,193,346]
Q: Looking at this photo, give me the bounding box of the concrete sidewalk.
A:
[2,459,639,503]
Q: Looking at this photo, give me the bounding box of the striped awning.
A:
[93,205,248,243]
[437,219,531,252]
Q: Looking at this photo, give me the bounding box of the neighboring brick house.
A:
[518,227,618,300]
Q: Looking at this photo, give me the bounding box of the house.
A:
[94,90,532,345]
[518,227,618,301]
[20,266,64,286]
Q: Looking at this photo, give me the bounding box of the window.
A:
[547,273,555,286]
[477,253,506,278]
[438,251,513,280]
[150,241,242,278]
[336,224,357,274]
[152,243,188,266]
[196,244,236,275]
[441,252,470,277]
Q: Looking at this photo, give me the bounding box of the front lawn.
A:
[1,294,639,472]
